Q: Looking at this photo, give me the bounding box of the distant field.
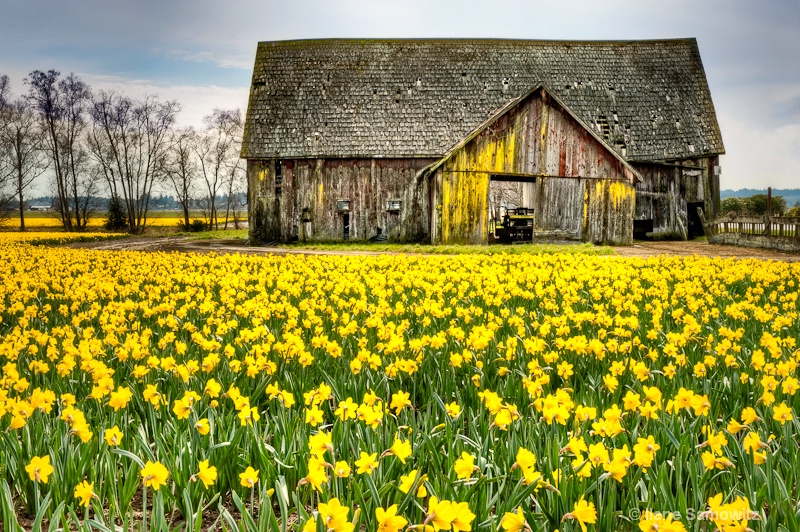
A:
[1,211,211,230]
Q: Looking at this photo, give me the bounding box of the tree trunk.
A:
[18,175,25,231]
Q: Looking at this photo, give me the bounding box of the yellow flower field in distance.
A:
[0,234,797,530]
[6,215,187,229]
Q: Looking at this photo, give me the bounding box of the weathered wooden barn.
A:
[242,39,724,245]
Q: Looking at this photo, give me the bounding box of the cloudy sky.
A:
[1,0,798,191]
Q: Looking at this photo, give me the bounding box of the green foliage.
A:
[748,194,787,215]
[720,197,745,215]
[721,195,788,216]
[104,195,128,231]
[178,219,209,232]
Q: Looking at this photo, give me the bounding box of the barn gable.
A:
[426,85,638,245]
[426,84,643,182]
[242,38,724,163]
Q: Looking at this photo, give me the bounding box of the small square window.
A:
[387,199,401,212]
[337,200,351,212]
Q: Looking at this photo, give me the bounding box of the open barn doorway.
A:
[687,202,705,239]
[489,175,537,244]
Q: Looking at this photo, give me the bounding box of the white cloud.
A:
[719,120,800,190]
[81,73,249,128]
[163,49,253,71]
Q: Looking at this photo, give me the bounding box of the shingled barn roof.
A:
[242,38,724,162]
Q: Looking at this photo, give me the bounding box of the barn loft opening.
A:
[597,115,610,139]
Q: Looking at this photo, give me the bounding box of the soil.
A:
[66,236,800,261]
[614,240,800,261]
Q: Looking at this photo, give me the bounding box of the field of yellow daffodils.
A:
[2,214,189,230]
[1,233,798,531]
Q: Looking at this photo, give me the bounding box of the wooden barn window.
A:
[337,200,351,212]
[387,199,401,212]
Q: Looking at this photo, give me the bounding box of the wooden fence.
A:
[698,209,800,253]
[704,215,800,238]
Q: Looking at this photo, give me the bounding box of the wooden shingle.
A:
[242,38,724,163]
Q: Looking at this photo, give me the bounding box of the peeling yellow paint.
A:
[607,180,634,209]
[582,183,589,229]
[539,100,549,170]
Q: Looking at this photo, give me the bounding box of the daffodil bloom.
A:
[386,437,412,464]
[334,397,358,420]
[563,497,597,532]
[239,466,259,488]
[107,386,133,411]
[304,457,329,491]
[772,402,793,424]
[26,455,54,484]
[104,425,124,446]
[501,507,527,532]
[355,452,378,475]
[204,378,222,398]
[390,391,412,414]
[172,398,192,420]
[319,498,354,532]
[632,436,659,469]
[427,497,457,531]
[141,461,169,490]
[397,469,426,497]
[142,384,162,408]
[445,401,461,418]
[514,447,537,469]
[305,405,324,426]
[308,431,333,457]
[195,418,210,435]
[195,460,217,488]
[638,510,686,532]
[376,505,408,532]
[334,461,351,478]
[453,451,476,480]
[74,480,94,507]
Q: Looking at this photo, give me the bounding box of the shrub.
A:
[178,219,208,232]
[104,195,128,231]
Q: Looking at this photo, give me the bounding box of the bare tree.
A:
[88,91,179,234]
[0,75,13,218]
[218,110,245,229]
[165,126,198,229]
[196,109,242,230]
[0,95,48,230]
[25,70,96,230]
[489,180,524,222]
[0,75,9,106]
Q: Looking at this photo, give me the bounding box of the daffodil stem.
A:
[142,485,147,532]
[250,485,255,516]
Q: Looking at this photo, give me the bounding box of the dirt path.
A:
[68,236,800,261]
[614,241,800,261]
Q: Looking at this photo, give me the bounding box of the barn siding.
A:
[432,88,636,245]
[582,180,636,244]
[533,178,585,238]
[632,156,718,239]
[248,158,434,243]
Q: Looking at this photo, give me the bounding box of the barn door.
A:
[343,213,350,240]
[687,202,704,239]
